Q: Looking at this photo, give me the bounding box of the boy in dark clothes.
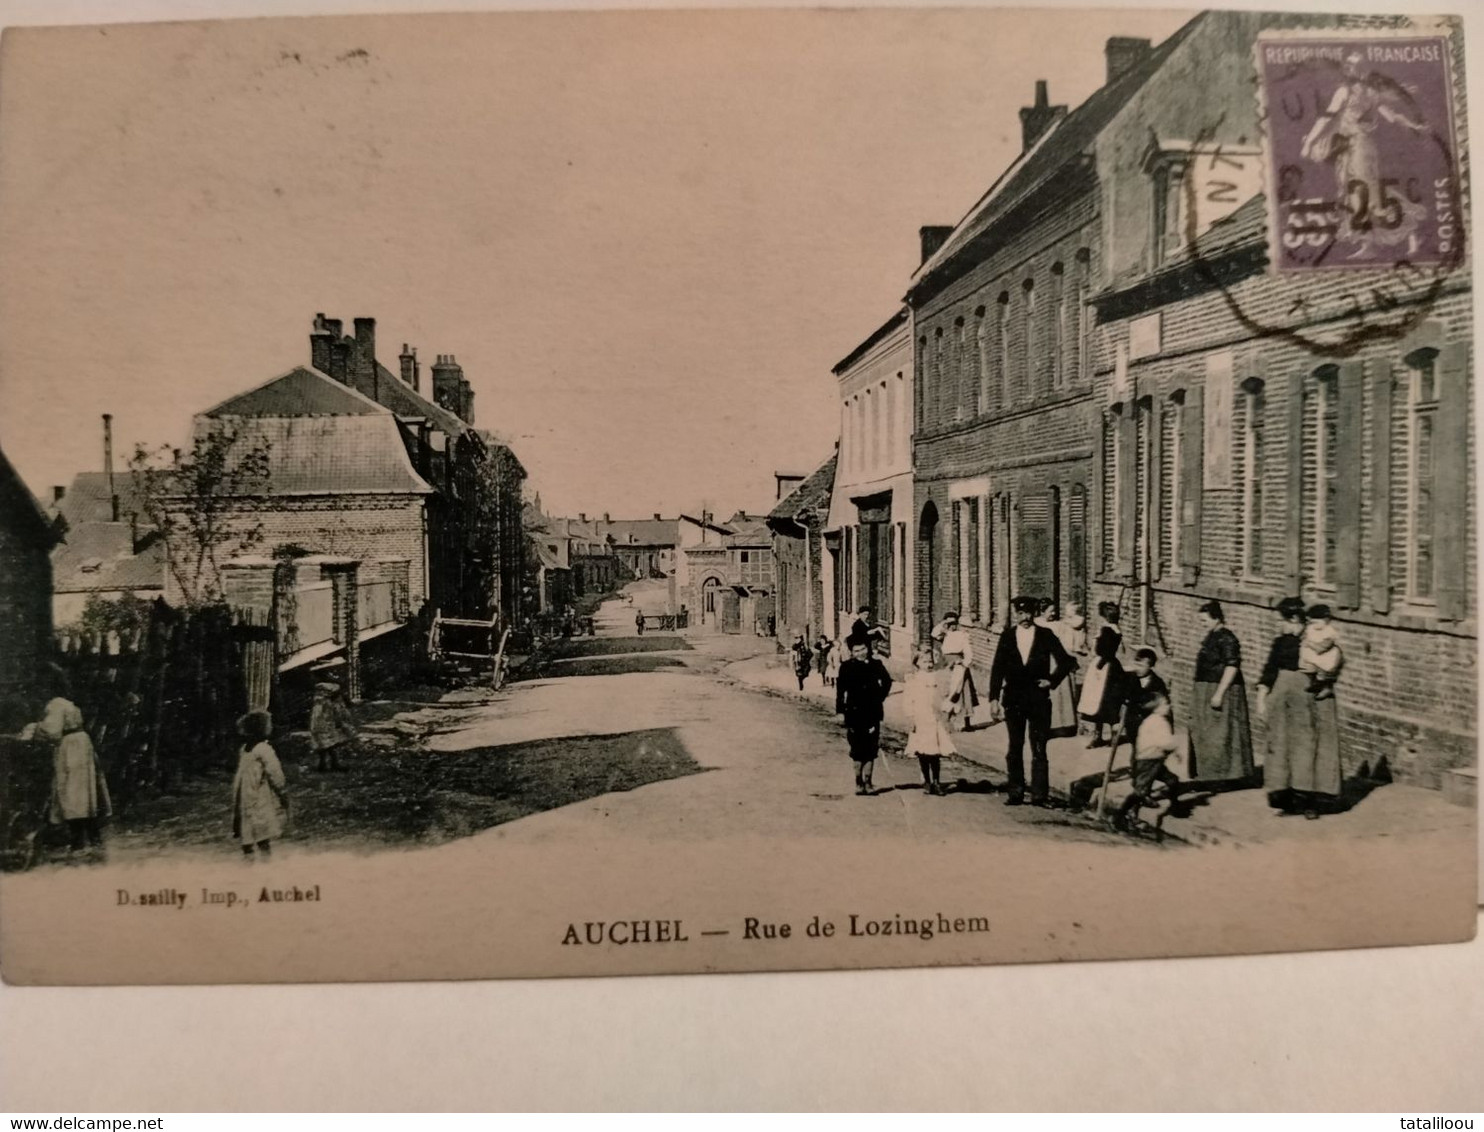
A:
[835,638,893,796]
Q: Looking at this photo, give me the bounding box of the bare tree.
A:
[129,425,272,609]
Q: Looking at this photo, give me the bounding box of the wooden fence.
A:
[52,600,257,806]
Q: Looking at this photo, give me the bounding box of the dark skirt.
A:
[1264,669,1341,798]
[1188,679,1255,781]
[846,725,881,763]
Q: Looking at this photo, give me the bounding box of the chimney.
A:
[578,512,587,523]
[399,343,420,391]
[52,485,66,503]
[310,313,342,374]
[102,414,119,521]
[353,317,378,400]
[431,354,468,421]
[653,513,661,521]
[329,340,352,385]
[919,225,955,265]
[460,378,476,427]
[1105,37,1152,85]
[603,512,611,523]
[1019,80,1063,152]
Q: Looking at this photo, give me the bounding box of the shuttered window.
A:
[1100,414,1117,572]
[1239,380,1266,577]
[1159,400,1179,576]
[966,498,981,621]
[1068,484,1087,612]
[1179,386,1205,583]
[1406,350,1439,602]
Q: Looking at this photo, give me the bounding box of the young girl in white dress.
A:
[904,644,956,794]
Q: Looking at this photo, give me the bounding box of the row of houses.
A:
[769,10,1474,790]
[3,312,532,708]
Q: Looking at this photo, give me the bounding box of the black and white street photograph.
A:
[0,4,1475,991]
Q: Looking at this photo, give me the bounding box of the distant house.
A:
[679,511,776,634]
[593,514,679,581]
[48,470,167,626]
[0,446,60,711]
[174,314,527,629]
[767,454,836,646]
[671,511,736,621]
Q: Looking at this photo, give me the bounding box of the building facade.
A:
[768,454,836,647]
[824,308,915,660]
[593,515,679,580]
[906,34,1188,670]
[0,446,58,715]
[1084,10,1474,788]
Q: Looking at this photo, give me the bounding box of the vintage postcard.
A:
[0,6,1475,986]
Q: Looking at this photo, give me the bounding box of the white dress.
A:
[903,670,957,757]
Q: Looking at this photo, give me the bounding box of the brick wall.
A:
[1089,266,1475,790]
[912,184,1101,657]
[166,495,428,611]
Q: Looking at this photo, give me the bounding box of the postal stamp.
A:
[1256,32,1462,273]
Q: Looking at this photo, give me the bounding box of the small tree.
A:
[130,425,272,609]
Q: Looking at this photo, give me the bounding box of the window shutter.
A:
[1434,341,1470,621]
[1285,369,1304,592]
[1093,418,1107,574]
[951,502,963,612]
[1149,403,1164,582]
[1179,386,1204,583]
[1334,360,1364,609]
[1116,409,1137,576]
[1368,362,1393,612]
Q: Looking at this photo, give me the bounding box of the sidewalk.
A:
[724,651,1473,846]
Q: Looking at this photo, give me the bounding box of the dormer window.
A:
[1147,149,1189,268]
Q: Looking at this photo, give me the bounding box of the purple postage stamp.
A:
[1256,33,1462,273]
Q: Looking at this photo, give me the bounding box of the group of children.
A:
[23,675,359,863]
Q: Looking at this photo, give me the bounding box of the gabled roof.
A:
[202,367,388,419]
[832,309,910,376]
[195,414,432,497]
[367,360,471,439]
[595,518,679,547]
[53,532,166,595]
[0,445,59,548]
[52,471,151,526]
[909,14,1206,297]
[724,516,773,547]
[767,453,838,528]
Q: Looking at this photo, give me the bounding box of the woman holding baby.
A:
[1257,597,1343,819]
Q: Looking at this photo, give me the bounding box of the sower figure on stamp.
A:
[987,595,1074,807]
[835,636,893,796]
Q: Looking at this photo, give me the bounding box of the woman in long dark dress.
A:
[1077,601,1124,748]
[1258,596,1340,818]
[1188,599,1256,782]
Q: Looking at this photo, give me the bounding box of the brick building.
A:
[1083,10,1473,788]
[183,315,526,627]
[768,453,836,646]
[676,512,775,633]
[0,445,59,714]
[593,515,679,580]
[907,33,1192,670]
[824,307,915,661]
[48,469,167,626]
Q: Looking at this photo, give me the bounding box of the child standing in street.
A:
[903,644,955,794]
[814,634,835,687]
[790,633,813,692]
[36,689,112,859]
[232,710,288,859]
[309,681,357,772]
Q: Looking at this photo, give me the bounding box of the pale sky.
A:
[0,7,1190,518]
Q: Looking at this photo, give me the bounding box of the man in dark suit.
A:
[988,594,1074,806]
[835,637,893,796]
